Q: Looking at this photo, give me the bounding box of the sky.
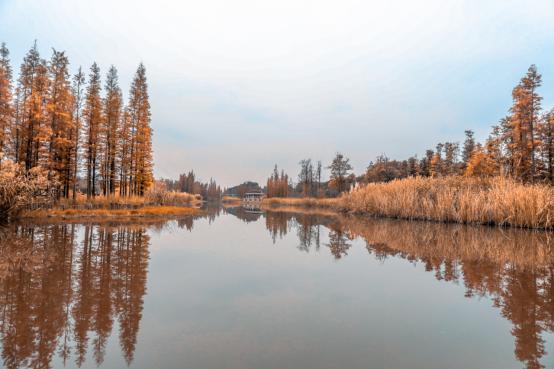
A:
[2,0,554,187]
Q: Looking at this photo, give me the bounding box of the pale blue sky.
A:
[2,0,554,186]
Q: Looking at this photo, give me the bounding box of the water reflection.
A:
[2,208,554,369]
[264,209,554,369]
[0,223,150,369]
[224,205,263,223]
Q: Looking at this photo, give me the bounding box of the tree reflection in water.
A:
[264,209,554,369]
[2,208,554,369]
[0,223,150,369]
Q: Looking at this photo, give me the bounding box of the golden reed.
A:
[341,176,554,229]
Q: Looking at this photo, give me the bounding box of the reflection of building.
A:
[243,205,263,214]
[226,205,263,222]
[242,192,265,203]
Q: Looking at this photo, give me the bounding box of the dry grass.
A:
[20,205,200,220]
[146,190,200,206]
[58,194,149,207]
[58,191,201,208]
[221,196,241,204]
[263,205,339,217]
[262,197,339,209]
[341,176,554,229]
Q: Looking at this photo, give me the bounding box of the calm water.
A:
[1,206,554,369]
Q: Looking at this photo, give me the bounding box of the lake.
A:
[1,206,553,369]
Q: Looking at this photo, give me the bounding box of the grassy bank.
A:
[264,176,554,230]
[342,176,554,229]
[221,196,242,205]
[11,190,203,221]
[262,197,339,209]
[56,191,202,208]
[20,205,201,220]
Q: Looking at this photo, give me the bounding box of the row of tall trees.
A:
[267,165,289,197]
[0,42,153,199]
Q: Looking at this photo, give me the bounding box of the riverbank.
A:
[19,205,201,220]
[263,176,554,230]
[262,197,339,209]
[221,196,242,205]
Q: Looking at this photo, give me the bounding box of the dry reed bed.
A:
[56,191,200,208]
[58,194,149,207]
[221,196,242,205]
[20,205,200,220]
[341,176,554,230]
[263,197,339,209]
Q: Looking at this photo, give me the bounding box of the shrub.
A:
[145,182,198,206]
[0,160,56,220]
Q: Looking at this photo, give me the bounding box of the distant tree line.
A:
[161,170,222,200]
[363,131,486,182]
[266,153,354,198]
[264,65,554,197]
[225,181,263,198]
[364,65,554,184]
[0,41,153,199]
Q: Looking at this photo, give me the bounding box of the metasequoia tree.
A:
[508,65,542,182]
[15,43,51,171]
[101,66,122,196]
[118,109,131,196]
[47,49,74,197]
[267,165,289,198]
[82,63,103,198]
[0,43,13,163]
[126,64,153,196]
[70,67,85,200]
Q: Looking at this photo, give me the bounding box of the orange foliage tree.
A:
[0,41,154,200]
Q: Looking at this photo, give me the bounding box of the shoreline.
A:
[262,198,554,231]
[261,176,554,231]
[18,205,201,221]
